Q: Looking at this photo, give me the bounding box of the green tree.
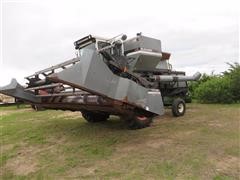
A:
[188,73,214,99]
[195,76,234,103]
[223,62,240,102]
[190,62,239,103]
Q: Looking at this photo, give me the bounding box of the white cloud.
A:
[0,0,239,85]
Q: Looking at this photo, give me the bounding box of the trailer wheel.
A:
[81,111,109,123]
[172,98,186,117]
[126,114,153,130]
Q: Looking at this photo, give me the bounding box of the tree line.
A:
[189,62,240,103]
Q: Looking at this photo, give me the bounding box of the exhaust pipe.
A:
[153,72,201,82]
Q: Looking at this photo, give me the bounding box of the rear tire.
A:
[81,111,109,123]
[126,114,154,130]
[172,98,186,117]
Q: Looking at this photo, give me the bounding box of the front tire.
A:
[81,111,109,123]
[126,114,154,130]
[172,98,186,117]
[31,104,45,111]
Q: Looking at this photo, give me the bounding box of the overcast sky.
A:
[0,0,239,85]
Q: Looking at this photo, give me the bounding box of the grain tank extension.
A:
[0,34,201,129]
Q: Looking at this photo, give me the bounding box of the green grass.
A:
[0,103,239,179]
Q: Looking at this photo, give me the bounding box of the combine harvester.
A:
[0,33,201,129]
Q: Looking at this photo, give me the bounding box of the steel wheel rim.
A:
[178,103,184,113]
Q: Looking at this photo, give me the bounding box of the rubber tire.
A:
[172,98,186,117]
[31,104,45,111]
[126,114,153,130]
[81,111,109,123]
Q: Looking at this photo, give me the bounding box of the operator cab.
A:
[74,34,125,56]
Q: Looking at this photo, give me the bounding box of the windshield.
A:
[78,43,95,57]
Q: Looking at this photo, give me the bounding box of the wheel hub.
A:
[178,103,184,113]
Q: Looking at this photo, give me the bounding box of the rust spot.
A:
[122,96,128,102]
[161,52,171,60]
[38,90,48,95]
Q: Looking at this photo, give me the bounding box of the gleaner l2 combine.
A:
[0,33,201,129]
